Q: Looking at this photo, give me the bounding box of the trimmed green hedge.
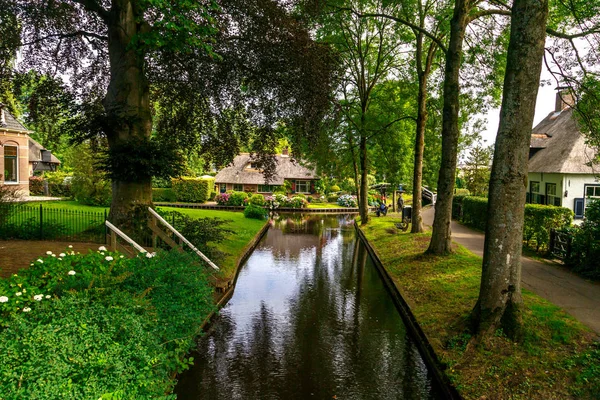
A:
[152,188,176,202]
[171,177,214,203]
[453,196,573,251]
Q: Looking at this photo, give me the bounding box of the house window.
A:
[585,185,600,206]
[258,185,278,193]
[546,183,561,206]
[529,181,541,204]
[296,180,310,194]
[233,184,243,192]
[219,183,226,193]
[3,145,18,183]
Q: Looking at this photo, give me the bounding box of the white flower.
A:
[45,295,51,299]
[100,252,105,255]
[51,254,56,257]
[105,256,114,262]
[68,245,73,248]
[59,253,66,257]
[58,258,62,261]
[46,251,52,255]
[33,294,43,301]
[22,307,31,312]
[15,292,22,296]
[145,252,155,258]
[37,259,43,263]
[98,246,107,251]
[0,296,8,303]
[68,270,76,276]
[119,255,124,259]
[22,289,26,293]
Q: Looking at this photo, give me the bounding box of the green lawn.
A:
[307,202,346,209]
[360,215,599,399]
[157,207,266,278]
[9,201,266,279]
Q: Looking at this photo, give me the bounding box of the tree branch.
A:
[339,8,448,54]
[21,31,109,47]
[72,0,110,22]
[546,25,600,40]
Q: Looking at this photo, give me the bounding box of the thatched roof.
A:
[0,107,30,133]
[214,154,318,185]
[529,108,598,174]
[29,137,61,166]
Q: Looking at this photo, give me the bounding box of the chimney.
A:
[555,87,575,112]
[282,146,289,156]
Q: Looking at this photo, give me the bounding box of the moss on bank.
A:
[360,215,600,399]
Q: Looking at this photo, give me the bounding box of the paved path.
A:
[422,207,600,335]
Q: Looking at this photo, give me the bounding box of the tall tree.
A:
[314,0,409,224]
[471,0,549,339]
[4,0,335,228]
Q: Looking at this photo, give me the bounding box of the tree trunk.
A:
[104,0,153,228]
[471,0,548,339]
[427,0,469,254]
[411,72,427,233]
[359,134,369,225]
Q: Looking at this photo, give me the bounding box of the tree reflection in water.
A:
[175,214,439,400]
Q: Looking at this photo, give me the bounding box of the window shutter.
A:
[574,198,584,219]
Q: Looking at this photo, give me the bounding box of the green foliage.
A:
[329,184,341,192]
[0,249,214,398]
[327,194,339,203]
[456,196,573,252]
[171,177,214,203]
[28,176,44,195]
[152,188,176,202]
[100,138,186,183]
[454,188,471,196]
[463,143,493,197]
[523,204,573,251]
[249,194,266,206]
[244,204,267,220]
[314,179,326,194]
[283,180,293,194]
[566,200,600,279]
[227,191,248,206]
[71,144,111,207]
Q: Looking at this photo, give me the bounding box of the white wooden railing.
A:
[148,207,220,271]
[105,220,147,255]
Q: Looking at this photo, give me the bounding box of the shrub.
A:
[214,192,230,205]
[29,176,45,195]
[171,177,214,203]
[244,204,267,219]
[452,194,470,219]
[311,196,324,204]
[71,143,112,207]
[566,200,600,279]
[327,194,339,203]
[152,188,176,202]
[283,180,293,194]
[288,195,308,208]
[454,188,470,196]
[523,204,573,251]
[0,249,214,398]
[329,184,341,192]
[458,196,573,252]
[227,191,248,206]
[45,172,73,197]
[337,194,358,207]
[249,194,266,206]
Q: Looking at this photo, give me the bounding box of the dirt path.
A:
[422,207,600,335]
[0,240,102,278]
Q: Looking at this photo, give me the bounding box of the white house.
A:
[526,90,599,221]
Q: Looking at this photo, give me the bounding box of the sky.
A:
[479,64,557,145]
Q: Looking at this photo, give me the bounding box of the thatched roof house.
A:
[214,151,319,195]
[526,90,599,219]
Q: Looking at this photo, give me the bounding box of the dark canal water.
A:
[175,214,442,400]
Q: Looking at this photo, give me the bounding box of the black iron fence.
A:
[0,203,107,243]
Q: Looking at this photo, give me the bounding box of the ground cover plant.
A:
[0,247,215,398]
[359,215,600,399]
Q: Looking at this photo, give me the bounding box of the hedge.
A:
[171,177,214,203]
[29,176,44,195]
[453,196,573,252]
[152,188,176,202]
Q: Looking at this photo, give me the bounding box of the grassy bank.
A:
[158,207,267,279]
[360,215,599,399]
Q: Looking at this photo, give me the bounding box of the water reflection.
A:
[175,214,440,400]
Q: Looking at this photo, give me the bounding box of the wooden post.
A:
[392,190,396,213]
[110,230,117,252]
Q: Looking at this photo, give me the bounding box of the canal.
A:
[175,214,442,399]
